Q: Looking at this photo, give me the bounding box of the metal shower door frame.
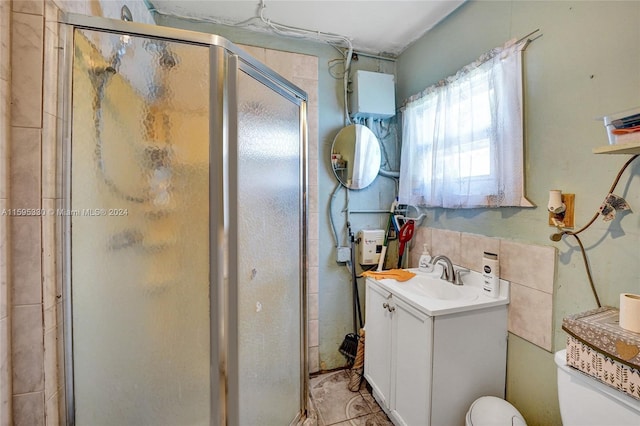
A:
[59,13,308,426]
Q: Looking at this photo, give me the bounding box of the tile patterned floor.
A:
[309,370,393,426]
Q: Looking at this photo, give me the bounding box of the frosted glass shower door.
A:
[69,29,211,425]
[234,68,304,424]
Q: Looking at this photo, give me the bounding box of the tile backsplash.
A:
[409,227,557,351]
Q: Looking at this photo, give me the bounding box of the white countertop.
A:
[368,267,510,316]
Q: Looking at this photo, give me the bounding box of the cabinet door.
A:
[391,297,433,426]
[364,280,393,408]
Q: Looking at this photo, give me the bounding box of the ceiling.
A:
[147,0,467,57]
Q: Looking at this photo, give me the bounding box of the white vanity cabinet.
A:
[364,277,508,426]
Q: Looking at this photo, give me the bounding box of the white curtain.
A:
[399,39,533,208]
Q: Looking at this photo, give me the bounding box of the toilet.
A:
[465,396,526,426]
[555,349,640,425]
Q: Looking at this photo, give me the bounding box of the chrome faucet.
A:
[428,255,470,285]
[429,255,455,283]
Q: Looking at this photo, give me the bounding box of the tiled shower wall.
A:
[408,226,557,351]
[1,1,11,424]
[2,1,65,425]
[0,1,320,425]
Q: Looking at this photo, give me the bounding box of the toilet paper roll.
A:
[619,293,640,334]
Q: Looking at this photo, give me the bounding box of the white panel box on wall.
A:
[357,229,386,265]
[351,70,396,119]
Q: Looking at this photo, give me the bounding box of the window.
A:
[399,39,533,208]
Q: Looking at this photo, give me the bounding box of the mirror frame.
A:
[330,124,381,190]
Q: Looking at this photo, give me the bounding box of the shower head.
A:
[143,39,179,70]
[88,65,118,90]
[94,66,117,75]
[158,50,178,69]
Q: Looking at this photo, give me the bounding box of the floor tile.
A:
[331,412,394,426]
[310,369,391,426]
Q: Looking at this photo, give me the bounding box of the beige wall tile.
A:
[42,113,57,199]
[43,304,56,335]
[508,283,553,351]
[0,199,7,319]
[12,305,44,394]
[306,104,319,162]
[55,300,64,393]
[12,392,45,426]
[0,315,10,424]
[430,228,461,264]
[45,391,59,426]
[56,383,66,426]
[44,0,61,22]
[308,345,319,374]
[308,236,319,267]
[460,233,500,273]
[500,240,556,294]
[43,328,57,399]
[10,127,42,210]
[55,199,63,297]
[13,0,44,15]
[42,21,59,117]
[309,293,319,321]
[55,117,64,200]
[308,266,319,294]
[309,319,319,347]
[237,44,266,62]
[11,11,44,128]
[51,0,88,16]
[10,217,42,305]
[308,183,318,213]
[291,76,319,106]
[307,143,318,180]
[308,212,319,241]
[408,226,431,268]
[0,79,9,199]
[0,0,10,81]
[265,49,318,81]
[42,199,57,311]
[294,54,318,81]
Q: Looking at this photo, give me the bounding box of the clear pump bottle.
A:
[418,244,433,272]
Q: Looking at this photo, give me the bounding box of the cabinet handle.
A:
[388,305,396,312]
[382,302,395,313]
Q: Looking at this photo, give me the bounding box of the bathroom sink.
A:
[400,275,478,301]
[373,267,509,316]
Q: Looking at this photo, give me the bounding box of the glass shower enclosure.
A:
[61,14,307,426]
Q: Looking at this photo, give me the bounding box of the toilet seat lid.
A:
[467,396,527,426]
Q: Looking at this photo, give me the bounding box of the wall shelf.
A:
[593,141,640,155]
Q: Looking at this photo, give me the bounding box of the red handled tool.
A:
[397,220,415,268]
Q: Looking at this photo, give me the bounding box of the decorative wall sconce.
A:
[548,190,575,228]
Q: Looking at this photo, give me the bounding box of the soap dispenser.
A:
[418,244,433,272]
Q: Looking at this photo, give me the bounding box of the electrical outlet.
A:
[549,193,575,228]
[336,246,351,263]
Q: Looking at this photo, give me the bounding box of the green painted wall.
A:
[397,1,640,424]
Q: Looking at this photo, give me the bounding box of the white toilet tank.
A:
[555,349,640,425]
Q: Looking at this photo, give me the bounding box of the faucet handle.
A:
[454,268,470,285]
[439,265,450,281]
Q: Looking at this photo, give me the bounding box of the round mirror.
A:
[331,124,381,190]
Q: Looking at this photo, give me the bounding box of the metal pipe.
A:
[378,168,400,178]
[353,50,396,62]
[349,209,392,214]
